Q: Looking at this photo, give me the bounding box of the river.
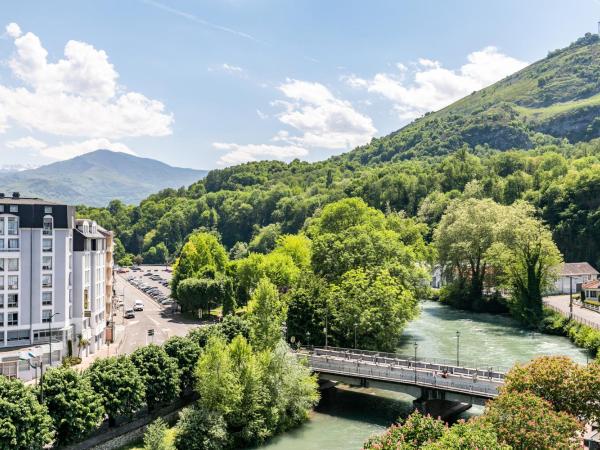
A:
[260,300,588,450]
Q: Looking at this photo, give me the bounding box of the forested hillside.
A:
[77,34,600,269]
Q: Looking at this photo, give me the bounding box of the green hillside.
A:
[345,33,600,164]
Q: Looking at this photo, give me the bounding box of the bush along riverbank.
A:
[541,308,600,358]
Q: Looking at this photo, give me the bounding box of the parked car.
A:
[133,300,144,311]
[124,309,135,319]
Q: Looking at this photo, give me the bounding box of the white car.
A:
[133,300,144,311]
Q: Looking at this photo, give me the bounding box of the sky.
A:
[0,0,599,170]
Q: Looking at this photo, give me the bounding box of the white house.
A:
[553,262,599,295]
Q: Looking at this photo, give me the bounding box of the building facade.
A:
[0,194,112,377]
[553,262,599,294]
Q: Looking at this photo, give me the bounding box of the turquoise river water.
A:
[259,300,588,450]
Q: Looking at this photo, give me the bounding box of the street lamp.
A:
[455,330,460,367]
[413,341,418,384]
[48,312,61,366]
[324,308,329,348]
[354,322,358,349]
[306,331,311,348]
[569,275,574,320]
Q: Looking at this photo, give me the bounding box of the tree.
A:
[195,336,242,417]
[0,376,53,450]
[86,356,145,426]
[131,345,180,410]
[487,202,562,325]
[175,406,229,450]
[422,420,506,450]
[248,223,282,254]
[41,366,105,445]
[503,356,600,423]
[483,391,581,449]
[330,268,418,351]
[163,336,202,394]
[434,198,507,309]
[144,418,174,450]
[218,314,251,342]
[363,411,446,449]
[285,272,329,347]
[247,278,287,351]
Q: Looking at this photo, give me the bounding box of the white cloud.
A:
[6,136,134,160]
[276,79,376,149]
[208,63,246,77]
[0,23,173,138]
[214,142,307,166]
[256,109,268,119]
[345,46,527,119]
[214,79,376,166]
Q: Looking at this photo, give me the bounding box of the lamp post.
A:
[455,330,460,367]
[354,322,358,349]
[413,341,418,384]
[48,312,61,366]
[324,308,329,348]
[569,275,573,320]
[306,331,311,348]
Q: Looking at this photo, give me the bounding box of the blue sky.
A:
[0,0,599,170]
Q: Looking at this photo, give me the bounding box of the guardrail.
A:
[543,301,600,330]
[306,346,509,378]
[304,351,502,398]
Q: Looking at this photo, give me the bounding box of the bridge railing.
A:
[303,347,509,380]
[306,353,501,398]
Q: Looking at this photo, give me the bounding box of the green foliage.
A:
[483,391,581,449]
[175,406,229,450]
[503,356,600,423]
[362,411,446,449]
[194,336,318,447]
[422,420,506,450]
[218,314,251,342]
[163,336,202,394]
[41,366,105,445]
[130,345,181,411]
[246,278,287,351]
[330,268,418,351]
[248,223,282,254]
[86,355,145,424]
[0,376,53,450]
[143,418,174,450]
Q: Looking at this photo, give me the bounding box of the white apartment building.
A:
[0,194,112,378]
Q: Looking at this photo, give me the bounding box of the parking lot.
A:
[114,265,199,354]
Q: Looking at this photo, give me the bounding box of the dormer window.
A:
[9,205,17,213]
[44,206,52,214]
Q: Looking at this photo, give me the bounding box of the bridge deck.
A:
[302,347,504,399]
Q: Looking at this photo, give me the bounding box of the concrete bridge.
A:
[301,347,507,416]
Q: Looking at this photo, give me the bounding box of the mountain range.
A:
[0,150,207,206]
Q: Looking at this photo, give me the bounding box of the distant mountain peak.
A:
[0,150,207,206]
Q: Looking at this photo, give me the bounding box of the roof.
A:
[560,262,599,277]
[0,196,62,206]
[582,279,600,289]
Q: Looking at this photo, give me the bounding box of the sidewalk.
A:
[77,322,126,371]
[543,295,600,330]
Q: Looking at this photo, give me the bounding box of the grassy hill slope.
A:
[344,33,600,165]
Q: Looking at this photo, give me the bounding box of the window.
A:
[7,217,18,235]
[7,275,17,290]
[8,239,18,250]
[7,294,17,308]
[0,259,3,271]
[9,205,18,213]
[0,276,4,289]
[42,238,52,252]
[0,313,3,326]
[7,312,17,326]
[43,217,53,235]
[44,206,53,214]
[42,291,52,306]
[0,294,3,307]
[42,274,51,288]
[42,310,52,323]
[7,330,29,342]
[0,240,4,250]
[42,256,52,271]
[0,205,3,213]
[0,220,4,235]
[7,259,17,271]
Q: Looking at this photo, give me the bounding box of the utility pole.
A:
[456,330,460,366]
[324,309,328,348]
[354,322,358,349]
[569,275,573,320]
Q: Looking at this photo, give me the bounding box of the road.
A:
[544,294,600,330]
[114,270,199,354]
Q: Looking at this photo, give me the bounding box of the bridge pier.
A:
[414,387,472,421]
